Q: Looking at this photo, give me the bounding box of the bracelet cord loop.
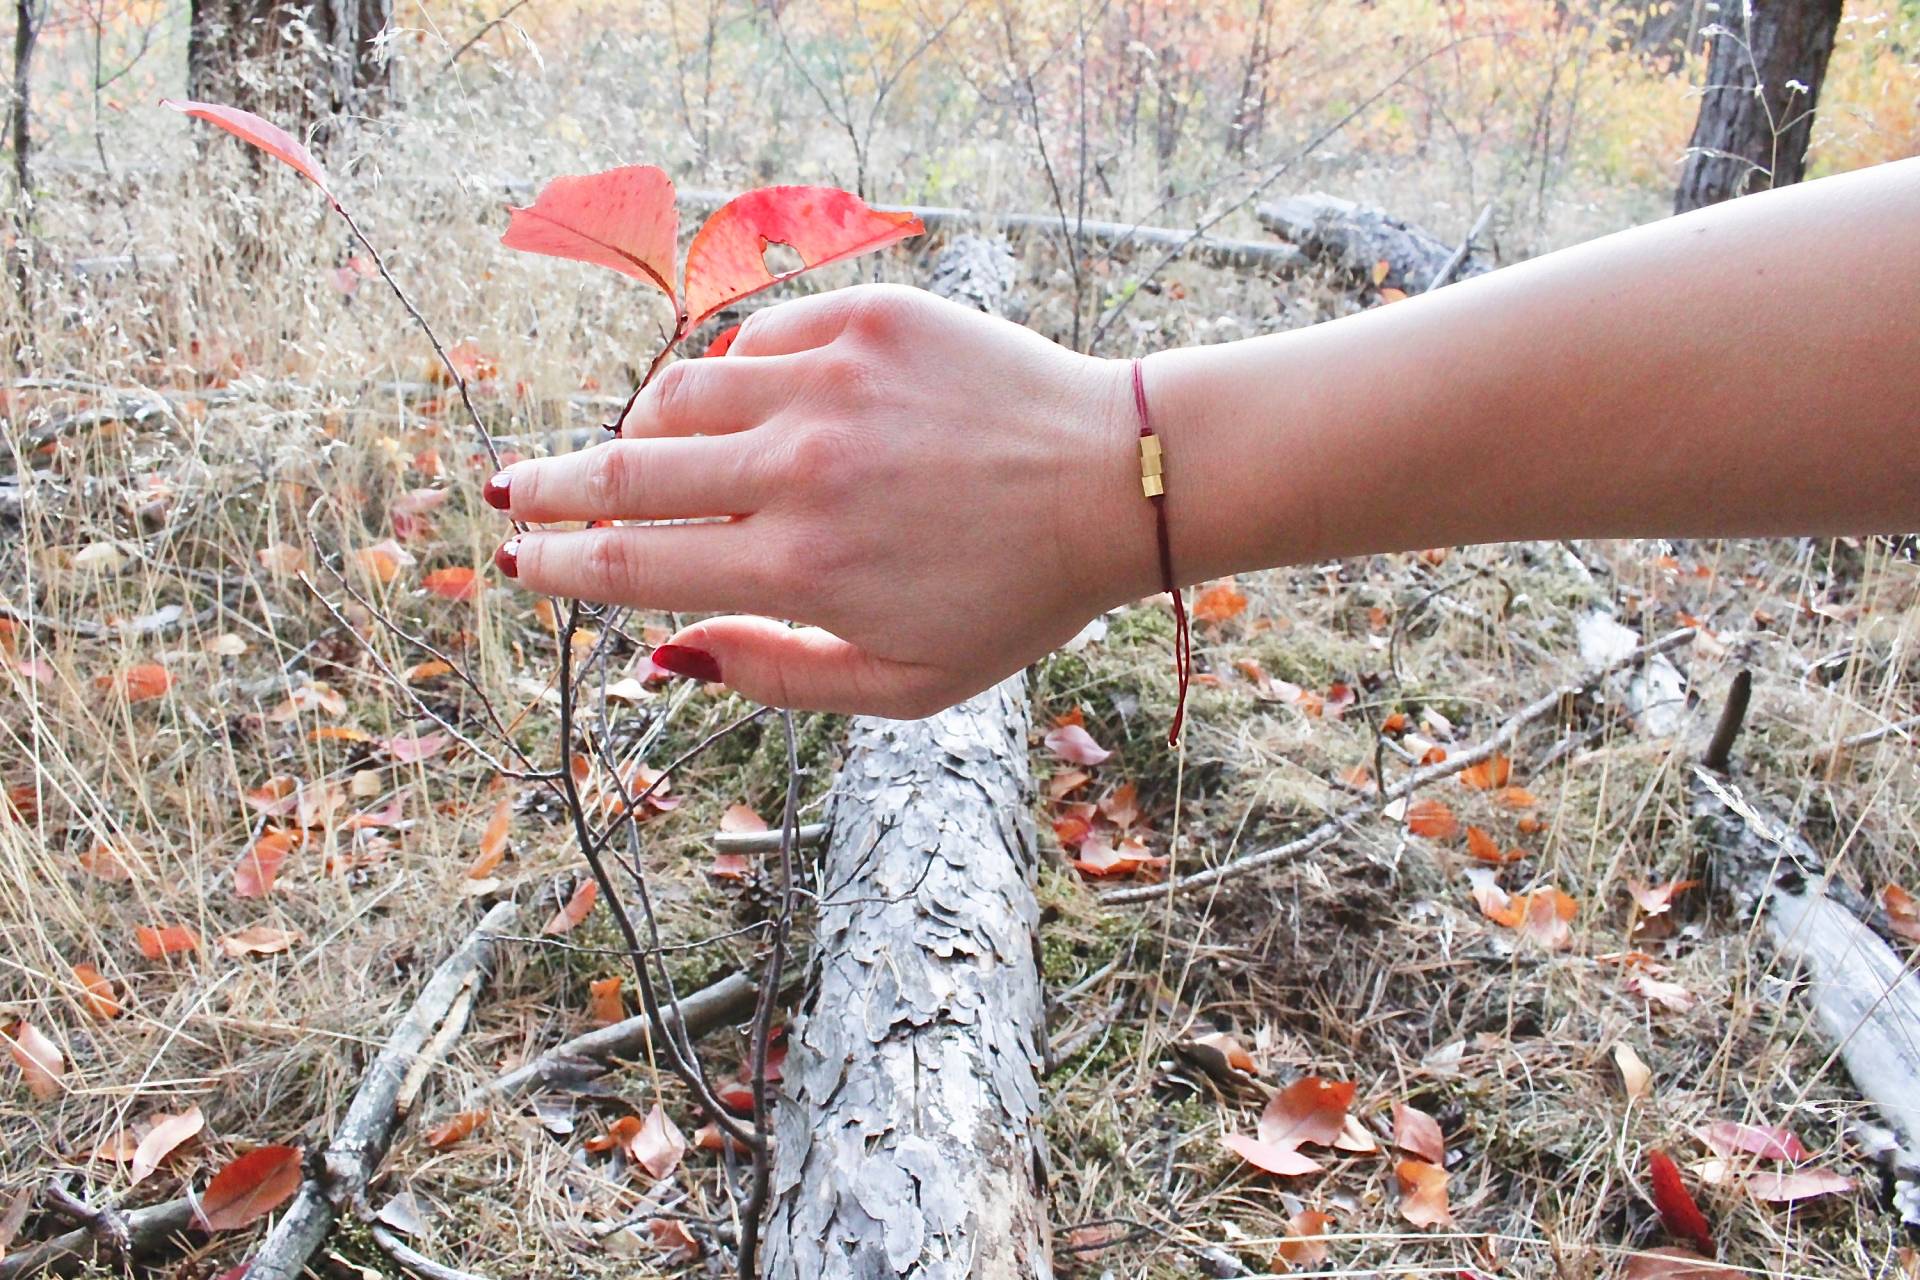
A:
[1132,359,1190,746]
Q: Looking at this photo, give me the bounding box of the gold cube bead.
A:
[1141,473,1165,498]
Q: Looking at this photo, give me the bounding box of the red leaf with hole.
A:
[682,186,923,326]
[161,101,333,203]
[500,166,678,299]
[1648,1149,1714,1256]
[197,1145,303,1230]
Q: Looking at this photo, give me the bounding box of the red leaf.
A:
[197,1145,303,1230]
[161,101,332,202]
[1044,723,1112,766]
[543,880,599,935]
[500,166,678,299]
[1457,753,1512,790]
[704,323,742,357]
[682,186,923,326]
[1696,1121,1809,1162]
[1405,798,1458,840]
[1648,1149,1714,1256]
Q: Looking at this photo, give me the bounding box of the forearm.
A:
[1140,157,1920,590]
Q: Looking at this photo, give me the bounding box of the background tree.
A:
[187,0,391,140]
[1675,0,1844,211]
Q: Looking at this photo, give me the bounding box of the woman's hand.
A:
[485,284,1151,718]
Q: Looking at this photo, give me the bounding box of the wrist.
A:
[1064,355,1166,611]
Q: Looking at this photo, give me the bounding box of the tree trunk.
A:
[1674,0,1843,213]
[762,356,1052,1278]
[187,0,391,139]
[9,0,35,205]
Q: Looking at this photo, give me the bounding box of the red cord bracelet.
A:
[1132,359,1190,746]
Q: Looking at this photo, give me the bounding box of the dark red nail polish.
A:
[651,644,721,684]
[494,536,521,579]
[483,472,512,511]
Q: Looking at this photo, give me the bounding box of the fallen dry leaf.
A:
[1696,1120,1809,1162]
[589,977,625,1026]
[1395,1158,1452,1227]
[1882,884,1920,943]
[424,1109,487,1149]
[629,1104,687,1180]
[1614,1043,1653,1099]
[197,1144,302,1230]
[130,1105,205,1185]
[1273,1208,1332,1270]
[1742,1166,1853,1202]
[1044,722,1112,766]
[1626,971,1696,1013]
[1192,578,1249,623]
[1405,798,1458,840]
[71,961,121,1020]
[1622,1248,1741,1279]
[719,804,767,833]
[648,1217,700,1263]
[134,924,201,960]
[3,1021,64,1100]
[543,880,599,935]
[1392,1102,1445,1163]
[422,567,479,601]
[1457,753,1512,790]
[218,925,302,957]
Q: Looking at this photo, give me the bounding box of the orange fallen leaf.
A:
[1626,971,1696,1013]
[134,924,201,959]
[1492,786,1538,809]
[101,662,172,703]
[424,1109,487,1149]
[403,659,453,683]
[1392,1102,1445,1163]
[467,799,512,879]
[422,567,479,601]
[1406,798,1458,840]
[77,842,141,880]
[1395,1158,1452,1227]
[71,962,121,1020]
[1882,884,1920,943]
[3,1021,64,1100]
[1222,1131,1323,1176]
[1622,1248,1741,1279]
[197,1144,302,1229]
[543,880,599,935]
[588,977,625,1026]
[1465,826,1527,865]
[649,1218,700,1263]
[1274,1208,1332,1270]
[585,1114,642,1154]
[707,852,753,881]
[1193,579,1249,624]
[234,829,297,898]
[1458,754,1512,790]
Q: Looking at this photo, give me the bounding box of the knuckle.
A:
[584,530,641,592]
[842,284,919,342]
[586,443,637,508]
[648,360,698,425]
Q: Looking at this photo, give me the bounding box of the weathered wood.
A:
[475,969,758,1104]
[0,1195,194,1280]
[761,238,1051,1280]
[245,901,518,1280]
[1255,193,1489,293]
[1691,691,1920,1224]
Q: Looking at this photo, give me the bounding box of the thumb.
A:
[651,616,942,719]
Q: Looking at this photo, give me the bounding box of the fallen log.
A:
[245,901,519,1280]
[475,969,758,1104]
[1255,193,1490,293]
[760,238,1051,1280]
[1691,672,1920,1222]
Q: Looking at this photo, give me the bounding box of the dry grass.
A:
[3,6,1919,1278]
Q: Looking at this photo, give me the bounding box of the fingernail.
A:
[650,644,721,684]
[483,471,512,511]
[493,536,521,579]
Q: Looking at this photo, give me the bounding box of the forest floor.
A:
[4,39,1920,1280]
